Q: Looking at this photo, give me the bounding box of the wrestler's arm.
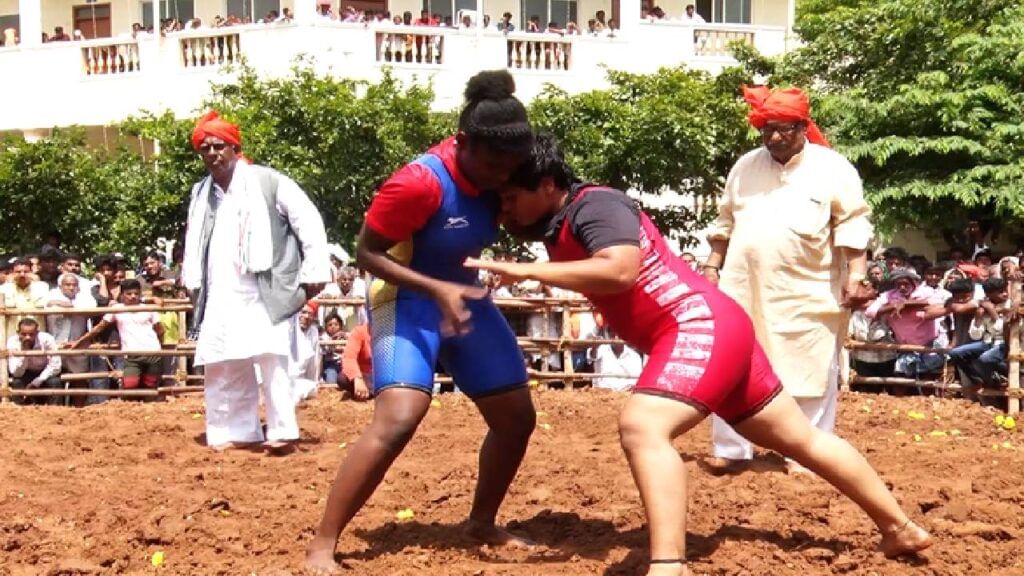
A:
[503,246,641,294]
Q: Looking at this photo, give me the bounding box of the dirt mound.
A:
[1,390,1022,575]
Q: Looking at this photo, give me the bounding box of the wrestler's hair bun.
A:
[464,70,517,103]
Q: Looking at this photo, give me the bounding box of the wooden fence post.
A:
[1008,279,1021,415]
[0,293,9,404]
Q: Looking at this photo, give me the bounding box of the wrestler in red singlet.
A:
[544,184,782,423]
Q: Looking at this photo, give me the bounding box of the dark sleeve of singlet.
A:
[567,189,642,255]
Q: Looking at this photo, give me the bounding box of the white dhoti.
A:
[204,353,298,445]
[711,353,839,461]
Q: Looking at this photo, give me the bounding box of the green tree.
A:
[125,62,453,251]
[768,1,1024,244]
[528,66,754,246]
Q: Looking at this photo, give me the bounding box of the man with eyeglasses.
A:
[701,86,874,475]
[182,111,329,454]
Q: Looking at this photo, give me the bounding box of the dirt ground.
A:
[1,389,1023,576]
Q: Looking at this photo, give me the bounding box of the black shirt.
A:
[544,185,641,255]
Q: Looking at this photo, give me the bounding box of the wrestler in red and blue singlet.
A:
[365,137,528,397]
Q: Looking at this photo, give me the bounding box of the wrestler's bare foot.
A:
[646,560,689,576]
[465,519,535,548]
[304,540,342,575]
[879,520,933,559]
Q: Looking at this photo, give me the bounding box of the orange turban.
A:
[191,110,242,151]
[742,85,830,147]
[304,300,320,315]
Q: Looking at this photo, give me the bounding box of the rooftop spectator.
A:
[50,26,71,42]
[280,8,294,22]
[2,27,18,46]
[527,15,541,32]
[7,318,63,406]
[1,258,48,341]
[595,10,606,25]
[483,14,492,29]
[497,12,515,32]
[683,4,706,23]
[586,19,600,35]
[605,19,619,36]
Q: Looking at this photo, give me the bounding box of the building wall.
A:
[40,0,137,38]
[751,0,786,26]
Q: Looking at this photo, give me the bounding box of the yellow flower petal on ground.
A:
[1002,416,1016,430]
[928,430,947,437]
[396,508,415,521]
[151,551,165,567]
[430,399,441,407]
[912,434,923,442]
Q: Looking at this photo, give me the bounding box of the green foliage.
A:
[528,66,754,245]
[757,0,1024,243]
[125,62,453,250]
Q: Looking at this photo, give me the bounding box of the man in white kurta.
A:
[702,86,874,472]
[183,111,329,451]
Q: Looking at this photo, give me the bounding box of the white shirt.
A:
[46,288,97,372]
[683,12,706,23]
[103,307,162,352]
[592,344,643,391]
[7,332,61,382]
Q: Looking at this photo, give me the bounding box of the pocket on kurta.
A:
[787,195,831,238]
[764,320,839,397]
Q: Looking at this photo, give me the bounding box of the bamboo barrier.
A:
[1009,280,1021,414]
[0,294,9,404]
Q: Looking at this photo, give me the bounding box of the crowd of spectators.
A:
[848,227,1022,407]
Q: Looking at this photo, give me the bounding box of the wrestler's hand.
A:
[432,281,488,337]
[303,282,326,300]
[464,258,531,286]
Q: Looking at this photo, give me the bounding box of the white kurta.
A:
[45,289,97,373]
[708,142,871,462]
[189,162,330,446]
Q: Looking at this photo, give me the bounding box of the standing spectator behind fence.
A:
[865,269,947,381]
[7,318,63,405]
[290,301,321,403]
[45,273,97,406]
[69,280,165,393]
[1,258,48,341]
[318,266,367,330]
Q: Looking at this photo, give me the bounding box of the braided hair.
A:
[458,70,533,154]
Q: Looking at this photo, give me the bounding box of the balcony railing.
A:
[0,21,787,131]
[177,30,242,68]
[82,39,141,76]
[506,33,572,71]
[375,26,445,65]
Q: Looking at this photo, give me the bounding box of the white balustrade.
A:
[375,27,445,65]
[693,26,755,57]
[81,40,141,76]
[177,31,242,68]
[506,33,572,71]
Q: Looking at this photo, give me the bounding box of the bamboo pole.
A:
[561,306,575,384]
[176,308,188,386]
[850,376,1022,398]
[1009,279,1021,414]
[3,305,193,316]
[0,293,8,404]
[845,340,952,354]
[7,349,195,358]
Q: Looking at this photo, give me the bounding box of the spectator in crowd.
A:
[975,249,994,270]
[7,318,63,405]
[546,20,564,34]
[867,261,886,288]
[1,258,48,341]
[604,19,619,36]
[139,250,178,299]
[965,220,991,260]
[704,86,874,474]
[595,9,607,26]
[320,312,345,385]
[460,14,474,29]
[527,15,541,32]
[683,4,706,23]
[184,111,328,452]
[866,268,947,379]
[952,278,1011,402]
[49,26,71,42]
[497,12,515,32]
[591,341,643,391]
[680,251,696,270]
[882,246,909,272]
[998,256,1021,281]
[340,323,372,400]
[290,301,321,402]
[318,266,367,330]
[847,291,897,385]
[45,273,97,405]
[37,246,62,289]
[70,279,165,394]
[0,255,16,285]
[483,14,492,29]
[943,278,977,348]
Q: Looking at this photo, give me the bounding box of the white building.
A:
[0,0,795,136]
